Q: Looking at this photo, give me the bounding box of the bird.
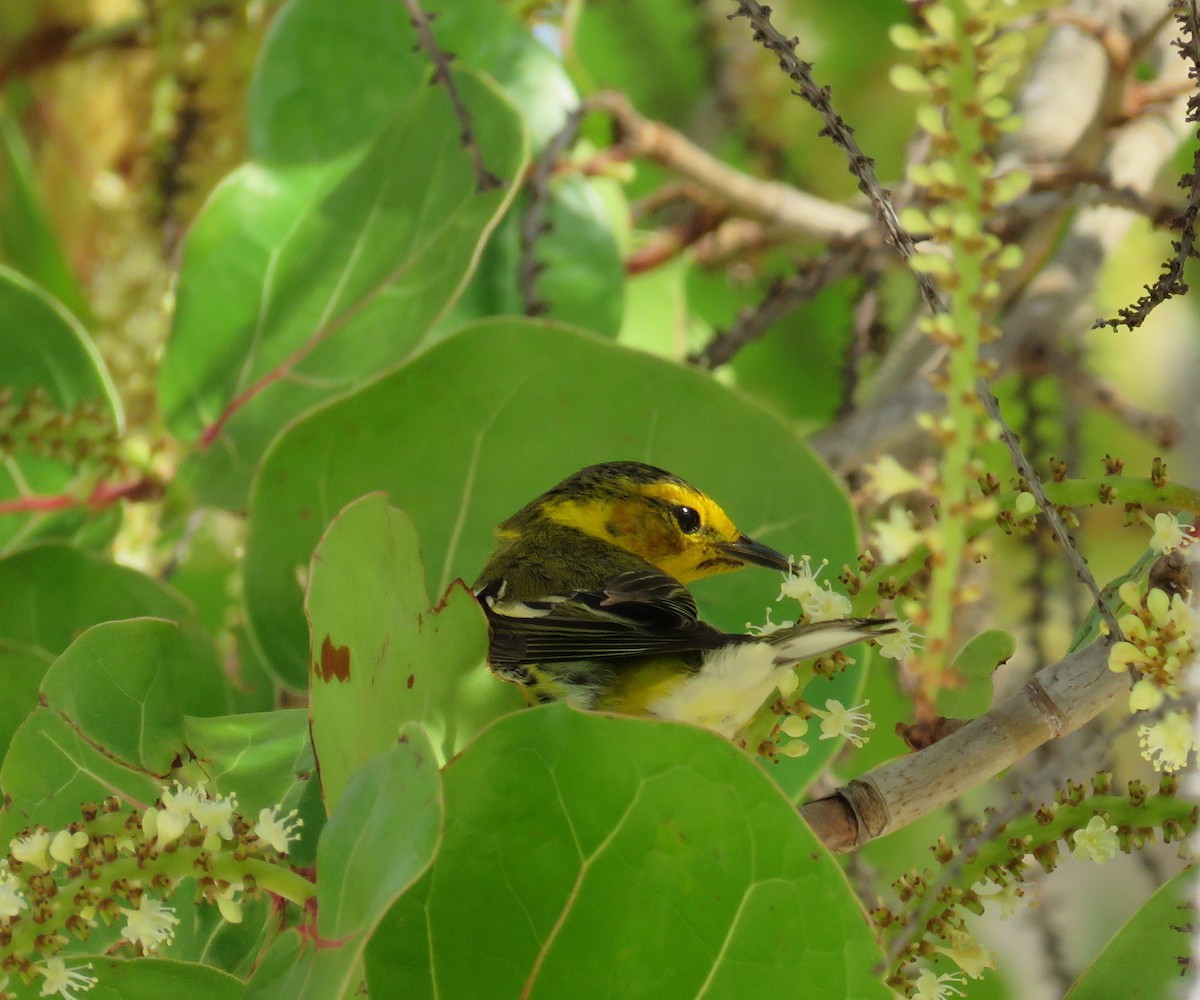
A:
[472,461,893,738]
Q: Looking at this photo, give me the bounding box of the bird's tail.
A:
[762,617,895,665]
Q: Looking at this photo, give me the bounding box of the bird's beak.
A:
[719,534,791,572]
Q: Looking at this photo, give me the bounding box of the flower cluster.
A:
[1106,578,1198,772]
[0,784,309,999]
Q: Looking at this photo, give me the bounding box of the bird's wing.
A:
[479,568,733,668]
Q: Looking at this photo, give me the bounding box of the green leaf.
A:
[28,955,244,1000]
[366,705,890,1000]
[1065,867,1193,1000]
[248,0,572,162]
[183,710,312,816]
[159,69,526,507]
[245,727,442,1000]
[938,628,1014,718]
[0,111,91,320]
[0,545,231,721]
[0,708,162,843]
[306,494,523,810]
[40,618,194,774]
[0,267,120,550]
[0,639,52,759]
[245,318,862,790]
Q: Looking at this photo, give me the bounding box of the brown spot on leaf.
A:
[407,674,415,689]
[299,508,311,521]
[317,635,351,682]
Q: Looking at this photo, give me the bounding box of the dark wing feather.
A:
[480,568,734,668]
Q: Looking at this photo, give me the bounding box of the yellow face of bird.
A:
[535,467,790,584]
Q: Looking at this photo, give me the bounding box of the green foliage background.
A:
[0,0,1195,998]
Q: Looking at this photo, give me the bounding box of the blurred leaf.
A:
[937,628,1014,718]
[249,0,572,163]
[245,728,442,1000]
[245,318,860,791]
[40,618,195,774]
[306,494,523,810]
[366,705,890,1000]
[0,111,91,320]
[0,267,120,551]
[449,175,626,338]
[0,639,51,760]
[160,70,526,508]
[1065,866,1192,1000]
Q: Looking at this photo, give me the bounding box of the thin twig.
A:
[688,244,869,369]
[727,0,943,314]
[0,477,163,516]
[517,105,587,315]
[400,0,502,193]
[1093,0,1200,330]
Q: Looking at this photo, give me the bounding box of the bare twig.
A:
[1094,0,1200,330]
[517,105,587,315]
[800,641,1122,852]
[727,0,943,314]
[688,244,869,369]
[589,91,872,242]
[400,0,502,193]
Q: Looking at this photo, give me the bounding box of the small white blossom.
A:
[776,556,828,605]
[1071,815,1120,863]
[216,882,245,924]
[871,507,923,563]
[804,586,853,623]
[11,830,51,872]
[1139,711,1197,772]
[863,455,925,502]
[254,806,302,854]
[745,607,794,637]
[120,894,179,952]
[911,967,967,1000]
[1128,678,1166,713]
[192,788,238,842]
[49,829,88,866]
[877,619,918,661]
[38,958,97,999]
[0,864,27,918]
[935,928,996,978]
[1147,512,1195,554]
[779,716,810,739]
[811,699,875,747]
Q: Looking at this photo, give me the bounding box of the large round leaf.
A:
[159,70,526,507]
[365,704,891,1000]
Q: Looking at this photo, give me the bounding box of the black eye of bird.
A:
[672,505,702,534]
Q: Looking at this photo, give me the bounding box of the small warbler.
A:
[474,462,892,737]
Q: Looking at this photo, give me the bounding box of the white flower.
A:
[863,455,925,502]
[11,830,51,872]
[1128,678,1165,713]
[811,699,875,747]
[38,958,97,999]
[871,506,923,563]
[1071,815,1120,863]
[911,967,967,999]
[216,882,245,924]
[49,830,88,866]
[0,864,27,918]
[877,619,918,661]
[805,587,853,622]
[935,928,996,978]
[777,556,828,605]
[745,607,794,637]
[120,894,179,952]
[1147,512,1195,554]
[254,806,302,854]
[192,788,237,842]
[1139,711,1197,772]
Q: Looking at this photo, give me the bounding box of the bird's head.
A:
[507,462,790,584]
